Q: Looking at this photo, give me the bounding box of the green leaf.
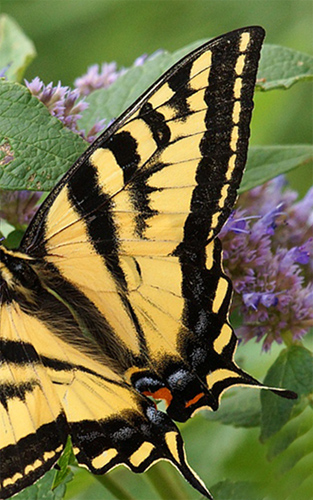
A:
[78,41,313,135]
[52,438,75,490]
[0,80,86,191]
[240,145,313,192]
[257,44,313,90]
[284,448,313,500]
[78,49,182,134]
[12,469,67,500]
[258,404,313,499]
[94,474,137,500]
[1,42,312,194]
[204,388,261,428]
[266,404,313,463]
[16,441,75,500]
[210,479,264,500]
[4,228,24,248]
[260,346,313,442]
[0,14,36,82]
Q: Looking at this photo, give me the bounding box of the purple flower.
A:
[221,177,313,350]
[84,119,107,143]
[74,54,149,97]
[2,52,150,235]
[25,77,108,143]
[74,62,124,97]
[25,78,88,133]
[25,52,148,143]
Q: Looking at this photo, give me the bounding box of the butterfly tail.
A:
[206,360,298,404]
[161,427,214,500]
[234,365,298,400]
[69,400,214,499]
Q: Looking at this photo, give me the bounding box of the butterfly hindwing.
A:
[0,301,68,498]
[0,26,279,499]
[0,291,209,499]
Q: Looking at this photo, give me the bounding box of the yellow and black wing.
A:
[0,26,294,500]
[0,294,208,499]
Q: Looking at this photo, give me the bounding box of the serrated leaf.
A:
[257,44,313,90]
[204,388,261,428]
[240,145,313,192]
[0,80,86,191]
[210,479,264,500]
[260,346,313,442]
[0,14,36,82]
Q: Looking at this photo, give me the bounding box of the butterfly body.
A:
[0,26,295,500]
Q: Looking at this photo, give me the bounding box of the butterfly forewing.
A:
[29,27,266,409]
[0,27,276,500]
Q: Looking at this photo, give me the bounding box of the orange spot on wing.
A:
[185,392,205,408]
[143,387,173,407]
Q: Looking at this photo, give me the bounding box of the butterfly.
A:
[0,26,296,500]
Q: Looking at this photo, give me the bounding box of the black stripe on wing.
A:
[0,338,126,385]
[0,413,68,500]
[181,29,264,250]
[66,160,149,362]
